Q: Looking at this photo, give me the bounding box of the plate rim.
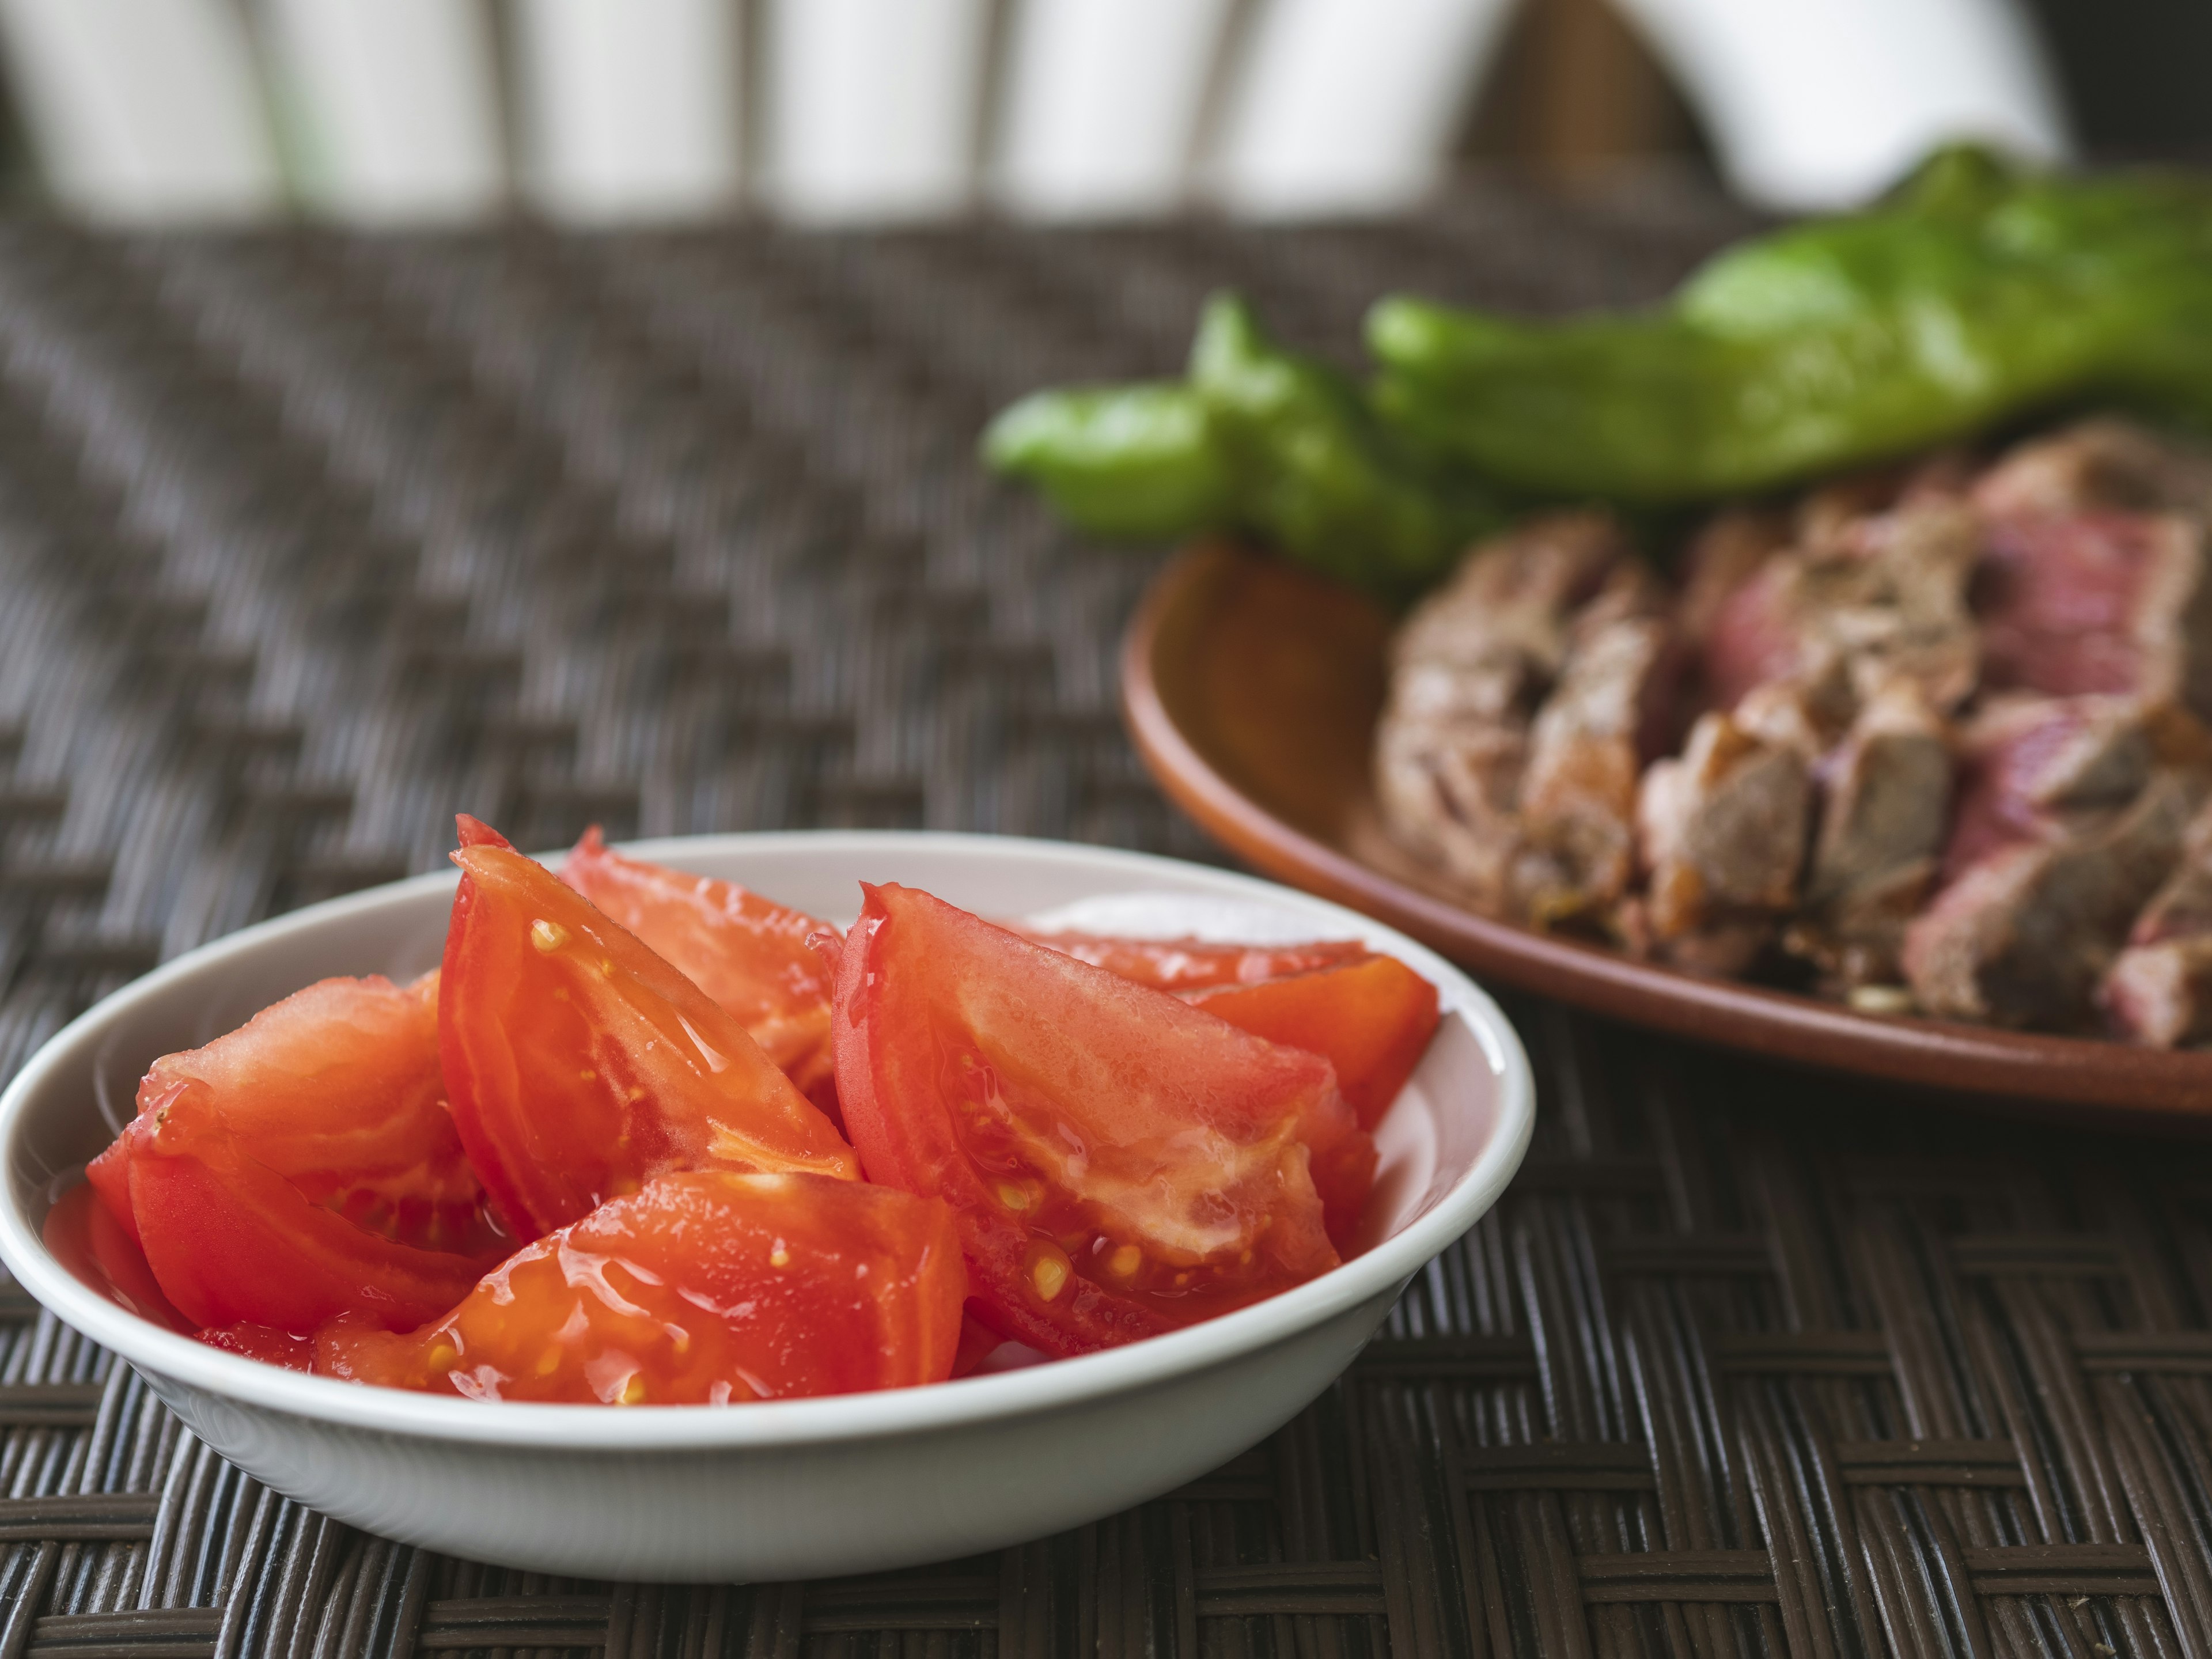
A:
[1120,541,2212,1122]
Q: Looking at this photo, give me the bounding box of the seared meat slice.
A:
[1512,563,1679,922]
[1704,501,1980,717]
[2100,801,2212,1046]
[1795,449,1974,546]
[1375,513,1629,910]
[1676,509,1790,650]
[1793,680,1954,988]
[1940,695,2202,882]
[1974,510,2212,722]
[1972,418,2212,521]
[1635,710,1809,969]
[1902,768,2207,1028]
[2099,939,2212,1048]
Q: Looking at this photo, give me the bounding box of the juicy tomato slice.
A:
[92,974,509,1332]
[198,1324,313,1371]
[1190,956,1441,1131]
[561,828,838,1112]
[440,817,857,1239]
[1020,931,1368,993]
[316,1171,964,1403]
[830,884,1373,1358]
[43,1182,190,1333]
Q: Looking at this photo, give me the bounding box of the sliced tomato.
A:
[43,1181,190,1333]
[316,1171,964,1403]
[439,817,857,1239]
[560,828,838,1113]
[830,884,1373,1357]
[1190,956,1441,1130]
[197,1324,313,1370]
[1019,930,1367,993]
[93,974,509,1332]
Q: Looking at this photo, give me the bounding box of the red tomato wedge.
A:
[316,1171,964,1403]
[43,1181,190,1333]
[1018,931,1368,993]
[439,817,857,1238]
[1191,956,1441,1130]
[829,884,1374,1357]
[561,828,839,1112]
[93,975,509,1332]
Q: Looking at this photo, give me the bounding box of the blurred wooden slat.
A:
[757,0,993,224]
[0,0,278,222]
[1208,0,1517,218]
[260,0,505,224]
[990,0,1236,221]
[512,0,740,224]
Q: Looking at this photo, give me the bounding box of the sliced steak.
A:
[1972,418,2212,521]
[1374,513,1630,911]
[1793,679,1954,988]
[1902,768,2207,1028]
[1513,562,1679,922]
[1974,510,2212,721]
[1940,695,2201,882]
[1703,500,1980,718]
[2099,939,2212,1047]
[2100,801,2212,1046]
[1635,709,1809,969]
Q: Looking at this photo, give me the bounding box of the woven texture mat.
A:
[4,182,2212,1659]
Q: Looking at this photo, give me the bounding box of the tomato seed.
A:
[1028,1242,1072,1302]
[529,919,568,953]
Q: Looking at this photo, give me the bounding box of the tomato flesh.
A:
[439,817,857,1239]
[831,884,1372,1357]
[1020,931,1367,993]
[562,828,839,1113]
[92,975,508,1331]
[316,1171,964,1403]
[1191,956,1441,1130]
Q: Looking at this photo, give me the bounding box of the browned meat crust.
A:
[1635,711,1809,970]
[1971,418,2212,521]
[1902,769,2207,1028]
[1793,680,1954,988]
[1374,513,1630,911]
[2099,801,2212,1046]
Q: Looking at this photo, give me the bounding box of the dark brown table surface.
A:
[1,185,2209,1659]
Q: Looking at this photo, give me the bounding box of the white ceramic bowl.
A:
[0,832,1532,1582]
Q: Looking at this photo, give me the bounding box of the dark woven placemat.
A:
[3,178,2211,1659]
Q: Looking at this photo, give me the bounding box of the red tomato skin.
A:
[1018,931,1367,993]
[1189,956,1441,1131]
[42,1181,191,1333]
[316,1171,964,1403]
[85,1137,140,1248]
[197,1324,313,1370]
[831,885,1361,1359]
[561,828,840,1115]
[126,1115,494,1331]
[439,820,858,1240]
[89,974,507,1332]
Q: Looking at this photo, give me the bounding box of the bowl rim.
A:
[0,830,1535,1451]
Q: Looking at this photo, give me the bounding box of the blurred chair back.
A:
[0,0,2073,226]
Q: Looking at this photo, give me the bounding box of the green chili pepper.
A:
[982,293,1501,598]
[980,381,1234,540]
[1368,146,2212,503]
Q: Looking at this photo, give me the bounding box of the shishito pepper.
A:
[1369,146,2212,503]
[983,294,1501,597]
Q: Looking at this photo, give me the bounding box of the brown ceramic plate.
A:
[1122,541,2212,1122]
